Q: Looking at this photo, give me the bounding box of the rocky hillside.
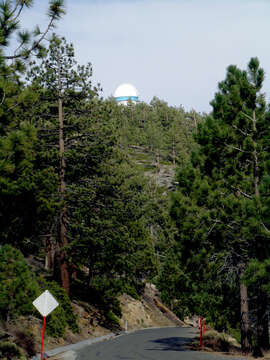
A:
[128,145,176,189]
[119,283,183,331]
[48,283,183,351]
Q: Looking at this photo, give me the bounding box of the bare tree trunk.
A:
[240,263,251,353]
[54,57,70,295]
[166,111,169,126]
[156,151,160,172]
[45,236,54,270]
[88,265,94,287]
[193,110,197,128]
[172,136,176,167]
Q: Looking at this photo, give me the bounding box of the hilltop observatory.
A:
[114,83,139,105]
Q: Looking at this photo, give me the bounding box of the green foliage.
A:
[243,258,270,294]
[40,280,78,337]
[69,151,157,294]
[0,0,65,60]
[0,245,78,338]
[229,327,241,344]
[0,245,39,320]
[113,96,199,166]
[158,58,270,350]
[121,283,140,300]
[14,329,36,357]
[0,122,58,253]
[105,311,120,328]
[0,7,206,340]
[0,341,24,360]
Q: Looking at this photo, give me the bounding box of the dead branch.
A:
[231,186,252,199]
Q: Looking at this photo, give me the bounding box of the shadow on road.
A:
[146,336,192,352]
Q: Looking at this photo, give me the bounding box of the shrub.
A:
[39,280,79,337]
[195,330,240,353]
[228,327,241,344]
[15,330,36,357]
[105,311,120,327]
[0,341,24,360]
[0,245,79,339]
[45,307,67,338]
[122,283,140,300]
[90,277,122,318]
[0,245,39,320]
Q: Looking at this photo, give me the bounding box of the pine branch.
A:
[11,3,24,22]
[241,111,254,123]
[225,143,249,153]
[261,221,270,234]
[0,91,6,105]
[4,1,65,60]
[206,221,218,237]
[232,125,250,137]
[6,101,20,112]
[4,17,54,59]
[231,186,252,199]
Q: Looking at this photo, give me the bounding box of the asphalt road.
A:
[76,327,247,360]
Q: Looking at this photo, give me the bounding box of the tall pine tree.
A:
[164,58,270,354]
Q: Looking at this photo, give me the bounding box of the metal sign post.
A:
[33,290,59,360]
[41,316,46,359]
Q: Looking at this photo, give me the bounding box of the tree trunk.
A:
[172,137,176,167]
[240,264,251,353]
[251,109,269,354]
[88,265,94,287]
[45,236,54,271]
[156,151,160,172]
[193,110,197,128]
[55,57,70,295]
[254,292,269,357]
[252,110,259,198]
[263,312,269,350]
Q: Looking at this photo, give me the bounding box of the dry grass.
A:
[190,329,241,354]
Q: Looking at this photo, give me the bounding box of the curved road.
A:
[76,327,246,360]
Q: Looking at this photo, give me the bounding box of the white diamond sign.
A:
[33,290,59,317]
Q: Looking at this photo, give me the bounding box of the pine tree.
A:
[27,34,102,294]
[0,2,65,254]
[0,0,65,60]
[164,58,270,354]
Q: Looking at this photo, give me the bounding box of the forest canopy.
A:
[0,1,270,357]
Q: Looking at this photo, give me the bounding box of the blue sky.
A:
[18,0,270,113]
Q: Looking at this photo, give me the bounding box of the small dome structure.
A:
[114,83,139,105]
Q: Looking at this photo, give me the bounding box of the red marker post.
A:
[33,290,59,360]
[199,317,206,348]
[200,317,203,347]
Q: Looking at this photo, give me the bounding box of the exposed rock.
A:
[142,283,184,326]
[145,164,175,189]
[119,283,184,331]
[184,316,200,328]
[119,294,153,330]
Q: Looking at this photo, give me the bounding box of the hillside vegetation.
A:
[1,2,270,359]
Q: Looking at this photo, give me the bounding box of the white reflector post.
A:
[33,290,59,317]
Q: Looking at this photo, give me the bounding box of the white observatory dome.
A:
[114,83,139,105]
